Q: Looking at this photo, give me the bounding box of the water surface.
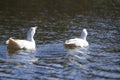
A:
[0,0,120,80]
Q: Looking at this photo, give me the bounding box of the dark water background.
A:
[0,0,120,80]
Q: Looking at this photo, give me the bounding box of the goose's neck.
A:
[27,35,34,41]
[26,29,35,42]
[80,31,87,40]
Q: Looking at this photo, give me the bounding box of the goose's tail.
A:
[6,37,13,44]
[6,37,20,49]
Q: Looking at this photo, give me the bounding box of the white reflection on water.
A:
[66,47,90,69]
[65,43,120,79]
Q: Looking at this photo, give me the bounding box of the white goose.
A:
[6,26,37,50]
[64,29,89,48]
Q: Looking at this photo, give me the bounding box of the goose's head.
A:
[30,26,38,35]
[27,26,38,41]
[80,28,88,40]
[83,29,88,35]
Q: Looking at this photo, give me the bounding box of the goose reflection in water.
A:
[66,46,90,69]
[7,48,36,55]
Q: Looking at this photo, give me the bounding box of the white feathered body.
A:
[64,29,89,48]
[6,39,36,50]
[65,38,89,48]
[6,26,37,50]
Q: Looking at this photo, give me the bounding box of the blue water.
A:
[0,0,120,80]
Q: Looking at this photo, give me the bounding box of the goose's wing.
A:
[6,38,24,49]
[65,38,89,48]
[65,38,80,44]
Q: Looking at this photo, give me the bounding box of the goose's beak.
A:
[33,26,38,30]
